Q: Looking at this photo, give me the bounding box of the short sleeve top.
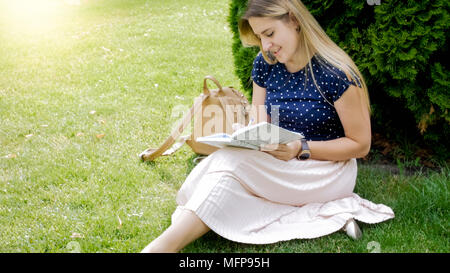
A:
[251,52,357,141]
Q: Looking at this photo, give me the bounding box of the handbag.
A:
[139,75,250,161]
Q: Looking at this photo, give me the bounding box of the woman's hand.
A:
[260,140,301,161]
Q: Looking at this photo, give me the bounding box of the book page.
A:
[232,122,303,146]
[196,122,303,150]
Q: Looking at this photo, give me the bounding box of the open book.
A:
[196,122,304,150]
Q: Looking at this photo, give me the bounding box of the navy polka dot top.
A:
[251,52,357,141]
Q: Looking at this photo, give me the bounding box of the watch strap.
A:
[297,139,311,160]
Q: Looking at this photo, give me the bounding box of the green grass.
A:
[0,0,448,253]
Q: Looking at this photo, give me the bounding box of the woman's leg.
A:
[141,209,210,253]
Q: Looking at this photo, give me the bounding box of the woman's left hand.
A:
[260,140,301,161]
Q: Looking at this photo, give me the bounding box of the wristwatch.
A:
[296,139,311,160]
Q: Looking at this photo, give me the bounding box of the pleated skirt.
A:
[172,147,394,244]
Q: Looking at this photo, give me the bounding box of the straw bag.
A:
[139,75,250,162]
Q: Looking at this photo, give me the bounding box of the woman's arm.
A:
[308,84,371,161]
[261,84,371,162]
[250,82,271,123]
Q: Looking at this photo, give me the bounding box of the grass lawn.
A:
[0,0,448,253]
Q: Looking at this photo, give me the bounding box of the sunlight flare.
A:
[1,0,75,33]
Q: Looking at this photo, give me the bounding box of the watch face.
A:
[298,150,310,160]
[299,153,310,160]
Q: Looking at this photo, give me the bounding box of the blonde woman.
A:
[141,0,394,253]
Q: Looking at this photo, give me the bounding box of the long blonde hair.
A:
[239,0,370,112]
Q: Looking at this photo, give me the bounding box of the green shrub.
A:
[228,0,449,160]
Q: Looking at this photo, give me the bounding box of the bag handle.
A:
[140,75,220,161]
[203,75,223,95]
[139,92,208,161]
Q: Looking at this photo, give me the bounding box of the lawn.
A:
[0,0,448,253]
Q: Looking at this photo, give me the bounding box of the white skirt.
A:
[172,147,394,244]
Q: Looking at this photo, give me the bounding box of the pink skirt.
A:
[172,147,394,244]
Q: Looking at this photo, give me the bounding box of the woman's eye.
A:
[267,32,274,37]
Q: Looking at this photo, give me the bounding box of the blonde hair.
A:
[239,0,370,112]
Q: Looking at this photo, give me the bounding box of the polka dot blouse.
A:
[251,52,357,141]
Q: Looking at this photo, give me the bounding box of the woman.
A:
[141,0,394,253]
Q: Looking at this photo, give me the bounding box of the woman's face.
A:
[248,15,301,65]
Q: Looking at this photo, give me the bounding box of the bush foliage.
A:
[228,0,449,160]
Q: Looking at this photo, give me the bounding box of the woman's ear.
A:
[288,12,300,30]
